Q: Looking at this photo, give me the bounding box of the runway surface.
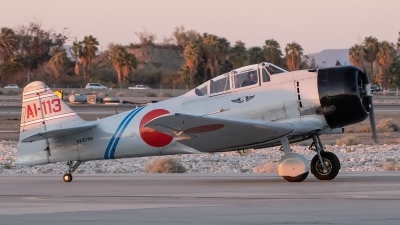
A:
[1,104,400,115]
[1,172,400,225]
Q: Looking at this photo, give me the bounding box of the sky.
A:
[1,0,399,54]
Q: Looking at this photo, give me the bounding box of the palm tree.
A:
[215,37,230,74]
[376,41,396,88]
[285,42,303,71]
[248,47,264,64]
[70,41,82,75]
[349,44,364,69]
[230,41,248,69]
[263,39,282,65]
[121,53,137,81]
[81,35,99,80]
[363,36,379,83]
[109,44,125,83]
[0,54,25,83]
[397,32,400,50]
[109,44,137,83]
[179,64,191,85]
[183,42,200,85]
[201,34,220,79]
[0,27,18,63]
[49,46,68,77]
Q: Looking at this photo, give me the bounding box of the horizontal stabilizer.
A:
[21,123,97,143]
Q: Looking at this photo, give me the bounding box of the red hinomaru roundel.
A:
[139,109,173,147]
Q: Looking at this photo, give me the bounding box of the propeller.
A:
[368,95,378,143]
[363,69,378,143]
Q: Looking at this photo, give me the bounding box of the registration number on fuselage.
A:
[76,137,93,144]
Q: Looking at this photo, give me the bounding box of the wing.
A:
[144,113,295,152]
[21,123,97,143]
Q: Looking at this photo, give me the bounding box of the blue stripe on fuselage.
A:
[109,107,144,159]
[104,107,142,159]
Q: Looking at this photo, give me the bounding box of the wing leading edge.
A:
[144,113,295,152]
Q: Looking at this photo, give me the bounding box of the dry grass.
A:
[115,92,124,97]
[382,162,400,171]
[253,161,277,173]
[336,135,361,146]
[381,158,400,171]
[97,92,108,98]
[145,157,186,173]
[159,92,173,97]
[359,118,399,133]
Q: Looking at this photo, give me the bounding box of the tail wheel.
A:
[311,152,340,180]
[63,174,73,182]
[283,172,309,182]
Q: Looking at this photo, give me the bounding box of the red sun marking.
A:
[139,109,173,147]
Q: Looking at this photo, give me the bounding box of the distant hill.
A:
[127,46,185,71]
[307,49,349,67]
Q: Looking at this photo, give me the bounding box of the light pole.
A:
[27,73,32,83]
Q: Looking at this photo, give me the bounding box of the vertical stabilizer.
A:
[16,81,86,165]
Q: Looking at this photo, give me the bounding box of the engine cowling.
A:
[317,66,370,129]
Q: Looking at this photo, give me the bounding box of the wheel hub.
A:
[315,158,332,175]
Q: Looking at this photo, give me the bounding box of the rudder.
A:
[17,81,86,165]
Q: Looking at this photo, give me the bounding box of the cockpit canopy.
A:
[194,63,287,96]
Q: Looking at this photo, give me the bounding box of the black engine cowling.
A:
[317,66,370,129]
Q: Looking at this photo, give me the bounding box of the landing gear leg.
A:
[63,161,82,182]
[310,135,340,180]
[278,137,309,182]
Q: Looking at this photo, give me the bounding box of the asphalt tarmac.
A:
[0,172,400,225]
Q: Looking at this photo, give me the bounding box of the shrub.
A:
[115,92,124,97]
[359,118,399,133]
[239,149,252,156]
[336,135,360,146]
[145,92,157,97]
[6,91,21,96]
[377,118,399,132]
[253,161,277,173]
[145,157,186,173]
[97,92,108,98]
[159,92,173,97]
[382,162,396,171]
[4,163,12,169]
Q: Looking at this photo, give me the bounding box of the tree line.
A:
[349,34,400,88]
[1,22,399,88]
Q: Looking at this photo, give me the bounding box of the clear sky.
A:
[1,0,399,54]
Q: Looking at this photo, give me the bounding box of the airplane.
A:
[15,62,380,182]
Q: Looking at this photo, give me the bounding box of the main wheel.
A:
[283,172,309,182]
[63,174,73,182]
[311,152,340,180]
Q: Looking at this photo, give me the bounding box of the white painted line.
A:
[23,93,55,103]
[20,112,77,126]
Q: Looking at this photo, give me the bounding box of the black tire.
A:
[283,172,309,182]
[63,174,73,182]
[311,152,340,180]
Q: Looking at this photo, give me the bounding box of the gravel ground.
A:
[1,140,399,174]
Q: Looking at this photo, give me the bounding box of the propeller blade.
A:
[363,69,369,83]
[368,96,378,143]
